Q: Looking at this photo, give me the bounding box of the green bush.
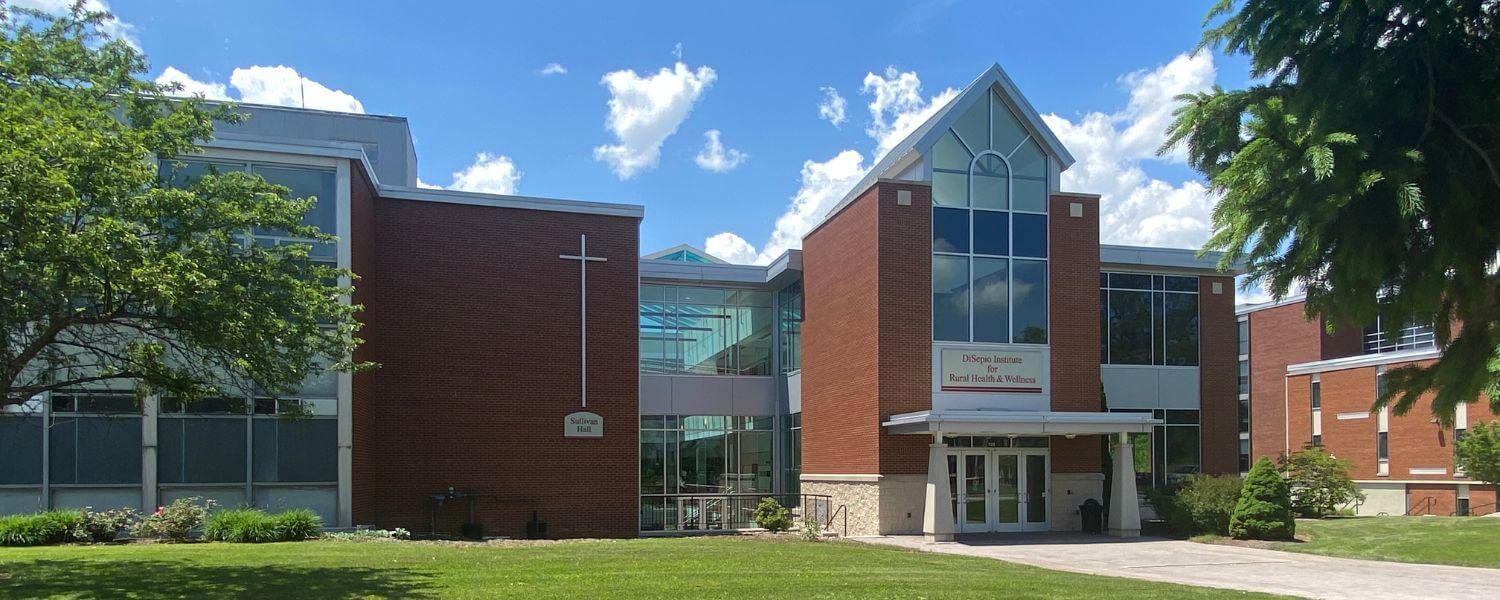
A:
[1230,457,1296,540]
[1152,475,1243,536]
[0,510,85,546]
[1280,445,1364,517]
[325,527,411,541]
[204,508,323,543]
[78,507,141,542]
[272,509,322,541]
[135,497,215,542]
[752,497,793,533]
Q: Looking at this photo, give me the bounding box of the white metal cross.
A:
[560,234,607,407]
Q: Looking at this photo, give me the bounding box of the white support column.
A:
[922,434,954,542]
[141,395,159,513]
[1108,432,1141,537]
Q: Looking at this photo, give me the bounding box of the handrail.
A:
[1454,502,1495,517]
[826,503,848,537]
[1404,496,1435,516]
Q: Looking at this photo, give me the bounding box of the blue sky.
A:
[77,1,1257,294]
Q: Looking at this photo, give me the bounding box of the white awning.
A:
[883,410,1159,436]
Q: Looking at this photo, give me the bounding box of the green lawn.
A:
[1268,517,1500,568]
[0,536,1279,599]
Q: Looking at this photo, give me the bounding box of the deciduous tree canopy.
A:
[0,4,366,407]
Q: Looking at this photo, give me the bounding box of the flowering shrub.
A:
[77,507,141,542]
[135,497,215,542]
[325,527,412,541]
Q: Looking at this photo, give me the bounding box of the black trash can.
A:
[1079,499,1104,534]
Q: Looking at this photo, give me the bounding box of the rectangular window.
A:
[1010,259,1047,343]
[933,255,971,341]
[0,416,43,485]
[639,285,774,375]
[1310,375,1322,409]
[1010,213,1047,258]
[158,417,247,484]
[971,257,1010,342]
[1238,360,1250,396]
[252,418,337,482]
[971,210,1009,256]
[1312,434,1322,447]
[778,282,803,373]
[49,416,142,484]
[1237,318,1250,356]
[1377,431,1389,460]
[933,207,970,253]
[1106,290,1153,364]
[1101,274,1199,366]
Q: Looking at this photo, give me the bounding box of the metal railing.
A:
[640,493,834,534]
[1404,496,1436,516]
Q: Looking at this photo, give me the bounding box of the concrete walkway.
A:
[853,533,1500,599]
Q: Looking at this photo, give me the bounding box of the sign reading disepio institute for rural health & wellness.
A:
[939,347,1046,393]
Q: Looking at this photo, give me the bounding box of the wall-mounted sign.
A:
[564,411,603,438]
[938,347,1047,393]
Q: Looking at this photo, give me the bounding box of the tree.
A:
[1165,1,1500,425]
[1230,457,1295,540]
[1454,421,1500,491]
[0,3,366,408]
[1279,445,1365,517]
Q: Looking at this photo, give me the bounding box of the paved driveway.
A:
[854,534,1500,599]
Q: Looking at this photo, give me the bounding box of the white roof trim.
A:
[641,244,727,264]
[1100,244,1243,275]
[1236,293,1308,315]
[201,133,643,219]
[379,185,643,218]
[883,409,1159,436]
[1286,347,1441,376]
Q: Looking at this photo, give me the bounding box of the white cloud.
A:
[706,66,954,265]
[703,232,759,264]
[592,62,716,179]
[539,62,568,76]
[448,153,523,195]
[415,179,442,190]
[817,86,847,127]
[694,130,747,172]
[1041,51,1217,249]
[229,66,364,113]
[154,65,365,113]
[11,0,139,49]
[862,67,959,160]
[705,150,867,265]
[155,66,229,100]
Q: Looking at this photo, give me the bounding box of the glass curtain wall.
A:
[778,282,804,373]
[1099,273,1200,366]
[931,89,1050,345]
[1110,409,1201,488]
[639,286,774,376]
[640,415,775,531]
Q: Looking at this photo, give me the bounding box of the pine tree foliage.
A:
[1165,0,1500,424]
[1230,457,1296,540]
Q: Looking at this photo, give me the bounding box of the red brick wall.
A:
[1406,484,1456,516]
[1049,193,1102,474]
[1199,275,1238,475]
[802,186,884,475]
[359,196,640,538]
[875,182,935,475]
[349,163,378,525]
[1247,301,1325,461]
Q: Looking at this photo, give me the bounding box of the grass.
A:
[1267,516,1500,568]
[0,536,1281,599]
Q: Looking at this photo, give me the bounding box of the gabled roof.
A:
[817,63,1076,235]
[641,244,727,264]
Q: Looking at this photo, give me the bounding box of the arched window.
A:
[931,89,1049,344]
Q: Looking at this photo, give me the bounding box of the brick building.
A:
[0,64,1249,538]
[1239,299,1496,516]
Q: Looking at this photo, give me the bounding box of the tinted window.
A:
[972,258,1009,342]
[1108,290,1153,364]
[1012,213,1048,258]
[933,207,970,253]
[1012,260,1048,344]
[971,210,1009,256]
[933,255,970,341]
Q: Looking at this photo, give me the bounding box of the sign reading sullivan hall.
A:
[938,347,1047,393]
[564,411,603,438]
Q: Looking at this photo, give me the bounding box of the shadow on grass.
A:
[0,557,436,599]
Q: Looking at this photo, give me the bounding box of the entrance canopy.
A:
[883,410,1158,436]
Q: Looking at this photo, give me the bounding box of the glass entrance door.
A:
[947,448,1049,533]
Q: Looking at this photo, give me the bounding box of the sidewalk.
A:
[853,533,1500,599]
